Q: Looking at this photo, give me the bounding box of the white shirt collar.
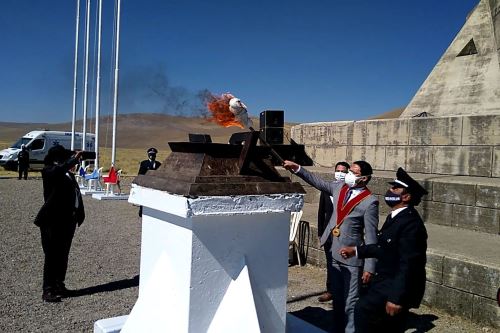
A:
[391,206,408,218]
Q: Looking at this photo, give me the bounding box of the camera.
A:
[70,151,96,160]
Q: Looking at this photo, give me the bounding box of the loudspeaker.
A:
[260,127,284,145]
[260,110,284,129]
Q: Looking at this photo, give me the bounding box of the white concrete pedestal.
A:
[98,184,304,333]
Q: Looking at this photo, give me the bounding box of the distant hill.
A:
[368,107,405,119]
[0,108,402,150]
[0,113,294,149]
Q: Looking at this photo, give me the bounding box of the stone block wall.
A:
[290,115,500,177]
[423,252,500,329]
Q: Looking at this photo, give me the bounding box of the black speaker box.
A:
[260,110,284,129]
[260,127,284,145]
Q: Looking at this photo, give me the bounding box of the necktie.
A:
[344,189,352,204]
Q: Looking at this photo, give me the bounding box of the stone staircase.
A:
[285,167,500,329]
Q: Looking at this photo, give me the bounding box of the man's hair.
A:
[353,160,373,176]
[335,161,350,170]
[353,160,373,184]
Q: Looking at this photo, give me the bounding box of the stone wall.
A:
[291,115,500,177]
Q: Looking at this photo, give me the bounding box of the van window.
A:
[29,139,45,150]
[11,137,31,149]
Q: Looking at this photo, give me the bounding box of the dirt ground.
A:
[0,178,495,332]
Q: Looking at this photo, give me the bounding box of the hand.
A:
[282,160,300,173]
[74,151,83,160]
[339,247,355,259]
[385,302,403,316]
[361,271,373,284]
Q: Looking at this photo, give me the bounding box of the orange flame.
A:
[206,93,244,129]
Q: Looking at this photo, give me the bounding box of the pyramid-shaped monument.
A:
[401,0,500,117]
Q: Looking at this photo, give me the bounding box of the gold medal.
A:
[332,227,340,237]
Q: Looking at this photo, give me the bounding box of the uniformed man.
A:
[138,147,161,175]
[18,144,30,180]
[339,167,428,333]
[138,148,161,217]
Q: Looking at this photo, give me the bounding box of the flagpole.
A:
[94,0,102,169]
[82,0,91,152]
[71,0,80,150]
[111,0,121,165]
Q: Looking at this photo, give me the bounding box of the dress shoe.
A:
[55,285,70,298]
[42,290,61,303]
[317,291,333,303]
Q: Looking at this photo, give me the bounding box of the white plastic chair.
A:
[289,210,304,266]
[103,168,122,195]
[75,165,90,188]
[85,167,103,191]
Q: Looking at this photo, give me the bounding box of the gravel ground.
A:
[0,178,496,332]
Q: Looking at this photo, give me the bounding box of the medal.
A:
[332,227,340,237]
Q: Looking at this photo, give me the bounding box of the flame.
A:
[206,93,245,128]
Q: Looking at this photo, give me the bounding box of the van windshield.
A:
[11,137,32,149]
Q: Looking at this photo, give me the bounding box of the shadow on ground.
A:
[290,306,438,333]
[67,275,139,297]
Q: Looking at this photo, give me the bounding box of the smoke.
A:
[119,64,211,117]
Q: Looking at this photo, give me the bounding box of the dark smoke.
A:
[119,64,211,117]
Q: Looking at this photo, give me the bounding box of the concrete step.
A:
[281,166,500,235]
[295,202,500,329]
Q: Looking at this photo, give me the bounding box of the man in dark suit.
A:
[18,144,29,180]
[284,160,379,333]
[340,167,428,333]
[138,147,161,217]
[317,161,350,303]
[35,145,85,302]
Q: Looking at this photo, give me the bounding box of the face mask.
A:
[344,172,360,188]
[334,171,346,181]
[384,190,402,207]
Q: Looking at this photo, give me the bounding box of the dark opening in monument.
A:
[457,38,478,57]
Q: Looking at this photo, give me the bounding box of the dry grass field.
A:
[0,113,295,176]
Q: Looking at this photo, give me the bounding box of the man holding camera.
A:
[34,145,85,302]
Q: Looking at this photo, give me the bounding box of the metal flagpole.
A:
[111,0,121,165]
[71,0,80,150]
[94,0,102,169]
[82,0,91,152]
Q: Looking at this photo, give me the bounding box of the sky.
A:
[0,0,479,124]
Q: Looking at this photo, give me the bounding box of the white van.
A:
[0,131,95,171]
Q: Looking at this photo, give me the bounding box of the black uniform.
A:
[138,152,161,216]
[138,159,161,175]
[18,149,29,180]
[354,206,427,333]
[35,146,84,301]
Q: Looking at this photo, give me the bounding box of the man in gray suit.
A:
[284,160,379,333]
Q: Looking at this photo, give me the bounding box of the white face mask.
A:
[334,171,346,181]
[344,172,361,188]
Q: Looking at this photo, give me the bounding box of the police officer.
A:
[339,167,428,333]
[18,144,30,180]
[138,148,161,217]
[138,147,161,175]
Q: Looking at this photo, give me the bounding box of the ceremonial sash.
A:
[334,185,372,230]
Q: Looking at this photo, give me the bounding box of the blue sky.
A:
[0,0,478,124]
